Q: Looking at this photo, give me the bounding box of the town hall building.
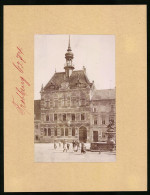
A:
[34,37,116,143]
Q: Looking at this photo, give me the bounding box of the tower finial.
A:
[69,35,70,48]
[67,35,71,51]
[64,35,74,78]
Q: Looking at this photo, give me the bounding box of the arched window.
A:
[72,127,75,136]
[48,128,51,136]
[46,115,49,121]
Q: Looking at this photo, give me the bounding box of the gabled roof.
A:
[34,100,41,120]
[92,89,115,100]
[69,70,91,88]
[44,72,65,90]
[44,70,92,90]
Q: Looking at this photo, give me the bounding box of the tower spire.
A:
[64,35,74,78]
[67,35,71,51]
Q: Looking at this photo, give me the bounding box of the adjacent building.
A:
[34,37,116,143]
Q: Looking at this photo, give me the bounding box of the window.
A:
[35,124,38,129]
[71,97,76,107]
[111,105,114,112]
[102,118,105,124]
[67,97,70,107]
[50,99,53,107]
[102,132,106,138]
[58,99,61,107]
[65,128,68,136]
[45,101,49,108]
[72,127,75,136]
[94,119,97,125]
[64,98,67,107]
[93,107,97,112]
[54,114,57,121]
[72,114,75,121]
[81,113,85,120]
[46,115,49,121]
[81,98,86,106]
[109,117,114,124]
[63,114,66,121]
[61,128,64,136]
[44,128,47,136]
[54,128,57,136]
[48,128,51,136]
[54,99,58,107]
[61,98,65,107]
[76,98,79,106]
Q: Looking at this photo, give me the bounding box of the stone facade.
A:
[34,37,116,143]
[90,89,116,142]
[34,100,41,142]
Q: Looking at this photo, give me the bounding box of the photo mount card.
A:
[4,5,147,192]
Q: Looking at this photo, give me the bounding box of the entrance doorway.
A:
[93,131,98,142]
[79,126,87,143]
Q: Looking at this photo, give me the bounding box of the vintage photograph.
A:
[34,35,116,162]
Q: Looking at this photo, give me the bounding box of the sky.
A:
[34,34,115,100]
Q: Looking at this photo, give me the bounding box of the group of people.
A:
[54,140,86,154]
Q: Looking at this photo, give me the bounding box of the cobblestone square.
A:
[34,143,116,162]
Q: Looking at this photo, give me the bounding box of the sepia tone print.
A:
[34,35,116,162]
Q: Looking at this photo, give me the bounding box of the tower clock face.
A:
[61,82,69,89]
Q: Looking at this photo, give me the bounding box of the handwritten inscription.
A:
[12,47,30,115]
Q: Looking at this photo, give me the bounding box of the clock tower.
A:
[64,35,75,79]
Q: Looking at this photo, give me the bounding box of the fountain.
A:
[106,120,116,151]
